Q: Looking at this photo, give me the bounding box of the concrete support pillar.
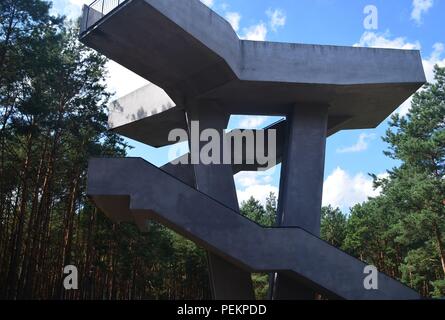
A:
[186,103,255,300]
[272,104,329,300]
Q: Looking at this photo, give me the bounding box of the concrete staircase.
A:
[87,157,420,300]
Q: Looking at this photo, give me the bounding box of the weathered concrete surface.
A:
[80,0,425,132]
[80,0,426,300]
[108,84,186,147]
[277,106,329,234]
[80,5,103,34]
[159,115,351,183]
[108,83,176,129]
[160,118,287,183]
[272,105,328,300]
[186,104,255,300]
[87,157,421,300]
[108,85,351,149]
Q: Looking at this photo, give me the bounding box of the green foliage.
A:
[320,66,445,298]
[1,0,444,300]
[321,205,347,248]
[251,273,269,300]
[379,65,445,297]
[240,192,276,227]
[432,279,445,298]
[239,192,277,298]
[0,0,209,300]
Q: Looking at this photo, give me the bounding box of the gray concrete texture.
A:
[87,157,420,300]
[80,0,426,300]
[80,0,424,135]
[107,83,352,149]
[272,105,328,299]
[186,105,255,299]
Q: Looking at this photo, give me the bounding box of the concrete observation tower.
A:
[80,0,425,299]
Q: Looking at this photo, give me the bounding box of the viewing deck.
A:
[79,0,425,134]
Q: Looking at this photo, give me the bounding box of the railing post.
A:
[81,0,125,34]
[86,6,90,32]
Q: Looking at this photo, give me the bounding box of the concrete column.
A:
[186,102,255,300]
[272,104,328,300]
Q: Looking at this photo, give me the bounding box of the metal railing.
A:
[81,0,128,34]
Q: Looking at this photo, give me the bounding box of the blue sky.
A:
[54,0,445,211]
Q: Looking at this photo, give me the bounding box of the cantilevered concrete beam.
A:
[80,0,425,133]
[106,84,350,149]
[80,0,426,301]
[160,118,288,187]
[87,158,420,300]
[108,84,186,148]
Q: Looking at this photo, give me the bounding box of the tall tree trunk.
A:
[433,223,445,277]
[0,186,19,298]
[6,130,34,299]
[22,135,56,298]
[36,198,54,298]
[59,171,80,299]
[1,4,19,261]
[25,123,60,299]
[84,208,96,300]
[18,136,49,298]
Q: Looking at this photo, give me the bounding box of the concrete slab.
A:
[107,85,351,148]
[80,0,425,133]
[108,84,186,147]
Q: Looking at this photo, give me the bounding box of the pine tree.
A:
[320,205,347,248]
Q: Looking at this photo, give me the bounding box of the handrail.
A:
[82,0,127,34]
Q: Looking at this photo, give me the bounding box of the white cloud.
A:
[238,116,270,129]
[422,42,445,83]
[242,23,268,41]
[354,32,445,117]
[237,184,279,206]
[226,7,286,41]
[411,0,434,25]
[236,171,261,188]
[225,12,241,32]
[69,0,88,6]
[235,170,278,206]
[336,133,376,154]
[354,31,421,50]
[200,0,214,7]
[266,8,286,31]
[51,0,87,20]
[322,167,384,211]
[394,42,445,116]
[220,3,229,11]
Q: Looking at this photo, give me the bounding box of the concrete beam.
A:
[80,0,425,132]
[80,0,426,301]
[272,105,329,300]
[277,105,328,234]
[185,103,255,300]
[87,157,421,300]
[108,84,187,148]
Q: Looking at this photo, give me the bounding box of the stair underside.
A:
[87,157,420,300]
